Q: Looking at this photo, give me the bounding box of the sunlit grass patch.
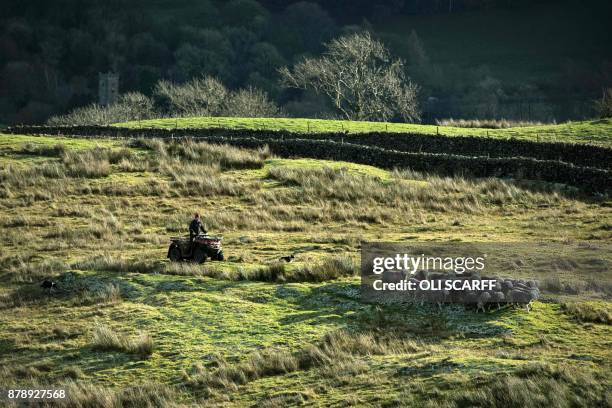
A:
[90,322,153,358]
[117,116,612,146]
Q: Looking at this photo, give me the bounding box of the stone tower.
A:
[98,72,119,106]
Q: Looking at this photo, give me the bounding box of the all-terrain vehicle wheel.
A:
[169,246,182,262]
[213,251,224,261]
[193,247,207,264]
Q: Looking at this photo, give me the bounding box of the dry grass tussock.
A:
[436,118,547,129]
[60,381,181,408]
[0,255,66,283]
[1,139,267,199]
[187,329,419,392]
[72,253,160,274]
[418,362,608,408]
[1,380,183,408]
[61,149,110,178]
[73,282,122,306]
[561,301,611,324]
[160,160,252,196]
[0,273,123,308]
[72,253,356,284]
[287,256,357,282]
[12,248,356,300]
[0,146,139,191]
[133,137,271,170]
[540,275,612,297]
[197,206,309,231]
[0,212,123,251]
[41,211,124,244]
[19,142,67,157]
[2,139,565,218]
[90,322,153,358]
[265,166,561,213]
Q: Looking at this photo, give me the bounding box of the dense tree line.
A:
[0,0,609,124]
[48,32,421,125]
[1,0,341,123]
[257,0,558,21]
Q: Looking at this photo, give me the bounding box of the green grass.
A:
[1,134,610,406]
[116,116,612,146]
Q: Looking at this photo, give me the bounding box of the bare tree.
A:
[119,92,155,122]
[225,87,280,118]
[280,32,420,122]
[155,76,228,117]
[154,76,280,118]
[47,92,155,125]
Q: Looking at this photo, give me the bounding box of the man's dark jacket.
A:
[189,218,206,239]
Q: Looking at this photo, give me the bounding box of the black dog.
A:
[279,254,295,263]
[40,280,57,293]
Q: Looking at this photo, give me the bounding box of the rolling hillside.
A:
[1,133,610,406]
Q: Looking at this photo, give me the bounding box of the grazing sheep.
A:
[508,289,534,312]
[382,270,404,284]
[414,270,430,281]
[501,279,514,291]
[461,271,481,280]
[514,282,531,291]
[493,279,502,292]
[529,288,540,301]
[424,288,450,308]
[476,292,491,313]
[405,278,422,305]
[463,290,479,305]
[400,273,539,313]
[491,291,505,310]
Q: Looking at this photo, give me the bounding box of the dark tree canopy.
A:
[0,0,609,124]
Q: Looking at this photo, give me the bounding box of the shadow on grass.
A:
[276,281,516,342]
[0,273,535,387]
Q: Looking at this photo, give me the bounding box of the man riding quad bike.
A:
[167,213,224,263]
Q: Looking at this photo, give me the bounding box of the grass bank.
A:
[116,117,612,147]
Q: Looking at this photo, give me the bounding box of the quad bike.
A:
[167,234,224,263]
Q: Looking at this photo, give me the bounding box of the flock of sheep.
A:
[379,270,541,312]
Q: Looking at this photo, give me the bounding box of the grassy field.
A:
[116,117,612,147]
[1,133,611,406]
